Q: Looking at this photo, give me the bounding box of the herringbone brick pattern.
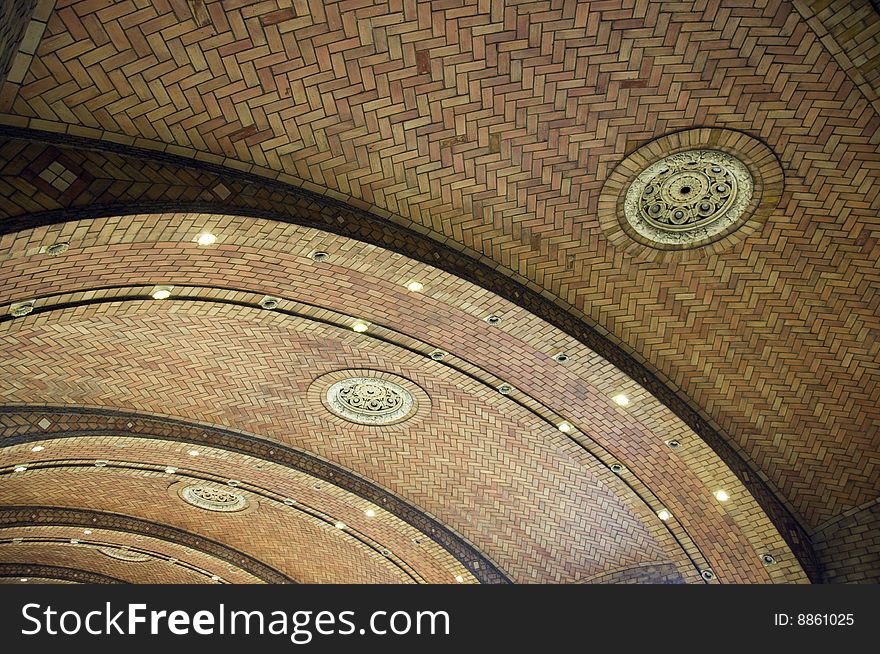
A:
[0,0,877,581]
[1,431,471,584]
[0,303,686,583]
[0,465,413,584]
[1,524,267,583]
[0,216,812,583]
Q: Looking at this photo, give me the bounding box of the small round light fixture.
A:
[657,509,672,521]
[713,489,730,502]
[283,498,297,506]
[666,439,682,450]
[259,296,281,310]
[227,480,241,487]
[14,465,27,472]
[497,383,514,395]
[429,349,448,361]
[334,521,347,530]
[484,314,501,325]
[309,251,330,263]
[351,321,369,333]
[552,352,570,364]
[151,286,172,300]
[557,421,573,433]
[47,242,69,256]
[761,554,777,566]
[164,466,177,474]
[94,460,108,467]
[188,450,200,457]
[380,549,392,557]
[83,529,92,535]
[211,575,222,582]
[701,569,716,581]
[31,445,44,452]
[10,301,35,317]
[406,281,424,293]
[19,578,28,583]
[612,393,630,407]
[196,232,217,246]
[609,463,624,474]
[365,509,376,518]
[455,575,464,583]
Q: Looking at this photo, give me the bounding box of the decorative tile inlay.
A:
[624,150,753,246]
[38,161,76,192]
[179,485,248,513]
[325,377,415,425]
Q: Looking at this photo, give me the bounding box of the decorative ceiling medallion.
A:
[99,547,151,562]
[597,128,783,258]
[325,377,414,425]
[179,485,248,512]
[623,150,753,246]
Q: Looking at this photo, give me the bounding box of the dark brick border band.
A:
[0,126,819,581]
[0,562,125,585]
[0,406,511,584]
[0,506,293,584]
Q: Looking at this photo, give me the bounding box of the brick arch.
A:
[0,131,819,580]
[0,506,292,583]
[0,406,511,584]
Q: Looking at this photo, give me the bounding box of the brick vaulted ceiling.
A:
[0,0,878,584]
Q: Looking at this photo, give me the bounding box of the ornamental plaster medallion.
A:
[623,150,753,246]
[99,547,152,562]
[179,484,248,512]
[325,377,415,425]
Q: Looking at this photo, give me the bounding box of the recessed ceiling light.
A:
[164,466,177,474]
[557,421,573,433]
[47,242,70,256]
[552,352,570,363]
[497,383,514,395]
[259,296,280,310]
[429,349,448,361]
[334,521,347,530]
[31,445,44,452]
[365,509,376,518]
[70,538,80,544]
[10,301,35,317]
[94,460,108,467]
[406,281,424,292]
[352,321,369,333]
[188,450,200,457]
[83,529,92,535]
[196,232,217,246]
[309,251,330,262]
[484,314,501,325]
[14,465,27,472]
[283,498,297,506]
[151,286,172,300]
[612,393,630,406]
[714,490,730,502]
[657,509,672,521]
[455,575,464,583]
[211,575,221,582]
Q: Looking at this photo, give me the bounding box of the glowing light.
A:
[352,321,369,333]
[406,281,424,292]
[365,509,376,518]
[557,421,573,433]
[714,490,730,502]
[31,445,44,452]
[657,509,672,521]
[612,393,630,407]
[196,232,217,246]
